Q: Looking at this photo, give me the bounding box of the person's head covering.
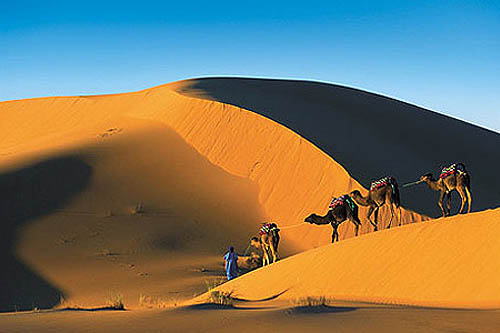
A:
[229,246,234,252]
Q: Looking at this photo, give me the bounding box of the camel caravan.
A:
[228,163,472,275]
[304,163,472,245]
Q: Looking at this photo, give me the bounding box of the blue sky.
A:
[1,1,499,132]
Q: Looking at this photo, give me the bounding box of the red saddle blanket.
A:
[440,164,458,179]
[329,195,348,210]
[370,176,392,191]
[259,223,276,236]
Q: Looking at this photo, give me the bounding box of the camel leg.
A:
[269,242,278,263]
[352,217,361,237]
[385,191,394,229]
[456,187,467,214]
[398,206,402,226]
[446,192,452,216]
[438,192,446,217]
[387,203,394,229]
[465,186,472,213]
[373,208,379,231]
[262,244,269,266]
[331,224,339,243]
[367,206,377,231]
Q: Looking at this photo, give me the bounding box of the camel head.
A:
[268,222,279,230]
[250,236,260,248]
[419,173,433,182]
[350,190,362,197]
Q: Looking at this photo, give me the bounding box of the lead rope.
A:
[243,242,253,256]
[278,222,306,230]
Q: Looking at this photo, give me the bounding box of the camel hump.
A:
[370,176,395,191]
[259,222,279,235]
[440,163,466,179]
[329,195,348,210]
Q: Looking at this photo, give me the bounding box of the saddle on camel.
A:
[419,163,472,217]
[252,222,280,266]
[350,176,401,231]
[304,194,361,243]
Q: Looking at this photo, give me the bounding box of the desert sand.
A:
[191,208,500,309]
[1,78,499,331]
[173,78,500,218]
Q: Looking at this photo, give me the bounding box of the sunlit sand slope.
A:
[0,78,428,311]
[0,82,425,254]
[173,78,500,217]
[193,208,500,309]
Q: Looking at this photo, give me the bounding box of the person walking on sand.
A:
[224,246,238,280]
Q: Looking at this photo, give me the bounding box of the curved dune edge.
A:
[188,208,500,309]
[169,77,500,219]
[0,82,426,253]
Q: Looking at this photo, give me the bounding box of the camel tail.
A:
[465,186,472,213]
[464,173,472,213]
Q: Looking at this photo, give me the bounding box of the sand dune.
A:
[0,77,496,315]
[173,78,500,217]
[0,119,266,311]
[192,208,500,309]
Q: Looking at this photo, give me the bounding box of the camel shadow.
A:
[180,303,257,311]
[285,305,357,315]
[57,306,126,312]
[0,155,92,312]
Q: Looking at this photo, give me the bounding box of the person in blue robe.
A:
[223,246,238,280]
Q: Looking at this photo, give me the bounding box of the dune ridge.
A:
[0,81,426,254]
[172,78,500,218]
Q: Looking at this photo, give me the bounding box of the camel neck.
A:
[314,212,332,225]
[425,179,441,191]
[352,193,370,206]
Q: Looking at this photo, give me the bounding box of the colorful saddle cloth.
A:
[370,176,393,191]
[259,223,279,236]
[439,164,458,179]
[329,195,348,210]
[329,195,357,213]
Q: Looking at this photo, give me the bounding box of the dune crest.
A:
[171,78,500,218]
[1,80,426,256]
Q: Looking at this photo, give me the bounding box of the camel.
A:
[419,163,472,217]
[250,223,280,266]
[304,195,361,243]
[350,176,401,231]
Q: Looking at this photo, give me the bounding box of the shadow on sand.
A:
[232,289,289,303]
[180,303,258,311]
[57,306,126,312]
[177,78,500,217]
[285,305,357,315]
[0,155,92,312]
